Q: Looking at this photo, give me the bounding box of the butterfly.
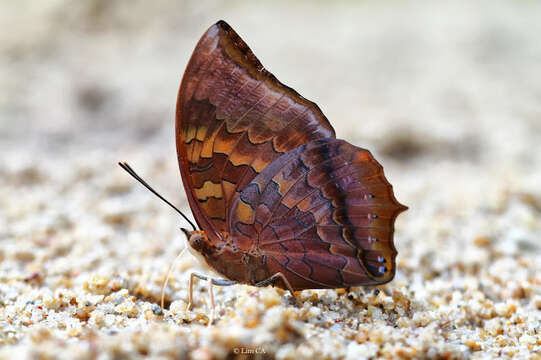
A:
[120,20,407,322]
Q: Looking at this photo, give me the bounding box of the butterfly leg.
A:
[255,272,301,307]
[207,278,215,326]
[186,272,236,324]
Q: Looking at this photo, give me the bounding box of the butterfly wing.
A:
[176,21,335,242]
[229,139,407,290]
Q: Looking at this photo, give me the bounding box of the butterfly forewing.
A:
[176,21,336,243]
[229,139,407,289]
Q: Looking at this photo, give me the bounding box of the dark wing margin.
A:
[176,20,335,243]
[229,139,407,289]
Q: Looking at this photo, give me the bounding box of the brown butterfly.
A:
[120,20,406,323]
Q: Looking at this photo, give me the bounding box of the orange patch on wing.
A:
[214,131,241,154]
[200,126,223,159]
[194,180,223,200]
[273,172,298,196]
[235,200,255,224]
[200,139,214,158]
[184,125,197,143]
[188,141,203,163]
[229,151,253,167]
[251,155,271,173]
[196,126,208,141]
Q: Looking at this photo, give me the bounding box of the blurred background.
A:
[3,0,540,160]
[1,0,540,355]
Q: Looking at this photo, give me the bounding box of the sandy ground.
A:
[1,1,540,359]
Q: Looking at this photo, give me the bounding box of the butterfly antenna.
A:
[118,162,197,231]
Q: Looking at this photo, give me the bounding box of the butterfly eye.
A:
[190,235,203,249]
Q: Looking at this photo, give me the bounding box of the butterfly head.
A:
[181,228,213,266]
[180,228,208,252]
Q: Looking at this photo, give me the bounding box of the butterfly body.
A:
[186,230,270,286]
[177,21,407,292]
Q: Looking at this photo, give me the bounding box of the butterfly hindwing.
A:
[229,139,407,289]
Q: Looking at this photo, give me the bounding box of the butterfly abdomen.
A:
[195,238,270,285]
